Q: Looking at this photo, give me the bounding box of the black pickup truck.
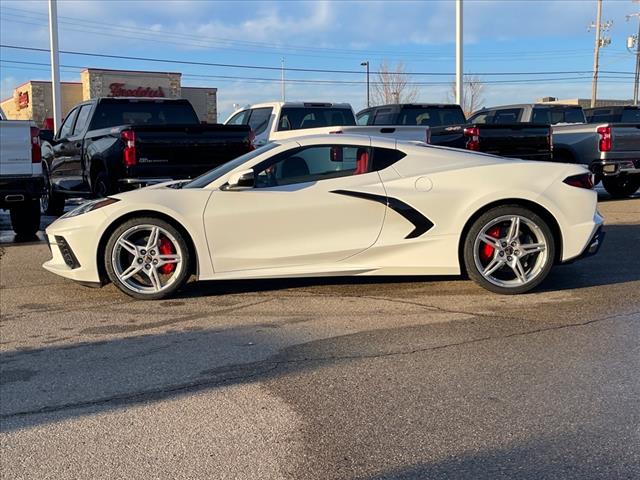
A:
[356,104,552,161]
[41,98,253,215]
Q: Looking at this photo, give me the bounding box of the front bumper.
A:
[42,210,108,284]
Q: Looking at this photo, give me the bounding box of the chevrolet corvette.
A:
[43,135,604,299]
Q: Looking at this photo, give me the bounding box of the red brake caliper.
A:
[480,226,501,262]
[158,237,175,274]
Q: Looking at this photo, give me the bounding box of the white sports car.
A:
[43,134,604,300]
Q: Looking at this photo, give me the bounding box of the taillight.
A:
[597,126,611,152]
[548,127,553,153]
[30,126,41,163]
[329,130,343,134]
[463,126,480,151]
[121,130,136,166]
[563,173,594,189]
[246,130,256,151]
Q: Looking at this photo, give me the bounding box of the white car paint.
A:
[43,135,603,294]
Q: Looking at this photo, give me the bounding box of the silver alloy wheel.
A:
[472,215,548,288]
[111,224,183,295]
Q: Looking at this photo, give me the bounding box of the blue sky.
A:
[1,0,638,119]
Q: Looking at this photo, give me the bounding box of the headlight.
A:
[60,198,120,218]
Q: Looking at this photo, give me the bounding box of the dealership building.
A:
[0,68,218,127]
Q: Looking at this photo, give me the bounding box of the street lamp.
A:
[361,61,370,108]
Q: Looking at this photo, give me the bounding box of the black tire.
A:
[104,217,192,300]
[41,164,66,216]
[92,170,112,198]
[10,200,41,237]
[463,205,556,295]
[602,175,640,199]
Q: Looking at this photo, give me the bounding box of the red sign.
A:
[108,83,165,98]
[17,91,29,109]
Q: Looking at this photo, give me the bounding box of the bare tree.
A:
[372,61,419,105]
[448,75,485,115]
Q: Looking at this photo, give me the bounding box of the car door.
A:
[204,140,386,272]
[68,104,93,189]
[49,107,79,192]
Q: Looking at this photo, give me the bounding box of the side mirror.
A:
[224,169,254,190]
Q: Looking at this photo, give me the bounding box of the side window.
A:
[57,108,79,139]
[247,107,272,135]
[372,109,394,125]
[357,111,371,125]
[227,110,249,125]
[531,109,550,124]
[254,145,370,188]
[468,111,491,124]
[72,105,92,136]
[493,108,523,124]
[371,147,406,171]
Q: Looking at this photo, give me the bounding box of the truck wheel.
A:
[463,205,555,294]
[602,175,640,199]
[10,200,41,237]
[41,165,66,216]
[92,171,112,198]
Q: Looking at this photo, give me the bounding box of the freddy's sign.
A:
[17,91,29,109]
[108,83,165,97]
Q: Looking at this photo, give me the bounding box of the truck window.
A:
[72,104,92,136]
[90,101,199,130]
[621,109,640,123]
[372,109,395,125]
[533,107,584,124]
[57,108,79,139]
[398,106,466,126]
[227,110,249,125]
[247,107,272,135]
[493,108,523,124]
[357,111,372,125]
[277,107,355,131]
[467,111,491,124]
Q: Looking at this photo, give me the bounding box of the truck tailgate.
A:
[611,124,640,153]
[129,124,251,178]
[0,121,34,176]
[477,124,551,160]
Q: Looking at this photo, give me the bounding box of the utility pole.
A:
[589,0,612,108]
[48,0,62,131]
[361,61,370,108]
[455,0,463,108]
[627,6,640,105]
[281,57,285,102]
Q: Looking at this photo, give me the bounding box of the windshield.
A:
[183,143,279,188]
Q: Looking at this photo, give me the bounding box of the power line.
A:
[1,44,634,77]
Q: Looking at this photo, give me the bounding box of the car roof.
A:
[241,101,353,110]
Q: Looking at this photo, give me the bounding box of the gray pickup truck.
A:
[469,103,640,198]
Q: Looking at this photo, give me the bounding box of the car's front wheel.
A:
[104,217,191,300]
[463,206,556,294]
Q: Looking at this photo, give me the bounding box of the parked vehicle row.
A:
[0,107,44,236]
[40,97,254,216]
[469,103,640,198]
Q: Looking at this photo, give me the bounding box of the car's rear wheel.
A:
[463,206,555,294]
[104,217,191,300]
[602,175,640,199]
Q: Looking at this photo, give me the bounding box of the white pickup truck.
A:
[224,102,430,146]
[0,108,44,236]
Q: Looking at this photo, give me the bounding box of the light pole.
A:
[48,0,62,131]
[589,0,612,108]
[361,61,370,108]
[455,0,463,108]
[627,8,640,106]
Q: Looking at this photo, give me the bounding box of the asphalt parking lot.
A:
[1,191,638,480]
